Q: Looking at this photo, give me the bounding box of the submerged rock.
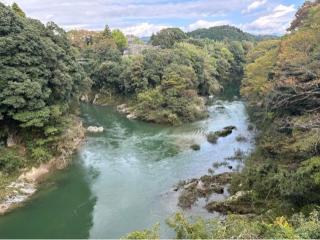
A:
[190,144,201,151]
[87,126,104,133]
[207,132,218,144]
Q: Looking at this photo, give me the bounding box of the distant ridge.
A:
[188,25,277,41]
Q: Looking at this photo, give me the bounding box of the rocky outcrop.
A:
[207,126,237,144]
[6,133,20,148]
[205,191,254,214]
[176,173,233,209]
[80,94,90,103]
[117,104,137,120]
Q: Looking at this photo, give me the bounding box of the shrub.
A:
[0,148,25,173]
[31,147,52,163]
[124,224,160,239]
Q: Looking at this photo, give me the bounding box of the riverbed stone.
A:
[87,126,104,133]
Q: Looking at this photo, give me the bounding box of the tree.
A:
[0,3,86,129]
[111,29,128,52]
[102,24,112,38]
[11,2,25,18]
[150,28,187,48]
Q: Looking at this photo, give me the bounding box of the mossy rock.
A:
[205,201,254,214]
[215,126,236,137]
[190,144,201,151]
[207,132,218,144]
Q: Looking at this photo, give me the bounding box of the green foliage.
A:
[188,25,257,42]
[0,147,25,174]
[150,28,188,48]
[31,147,52,163]
[241,40,279,102]
[0,3,86,130]
[11,2,25,18]
[238,1,320,212]
[124,224,160,239]
[102,25,112,38]
[111,29,128,52]
[166,211,320,239]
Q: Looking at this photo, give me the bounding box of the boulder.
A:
[87,126,104,133]
[80,94,89,102]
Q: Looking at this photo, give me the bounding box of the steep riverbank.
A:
[0,118,85,215]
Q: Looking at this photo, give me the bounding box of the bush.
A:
[124,224,160,239]
[31,147,52,163]
[0,148,25,174]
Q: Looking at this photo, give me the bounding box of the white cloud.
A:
[121,23,171,37]
[243,0,267,13]
[184,20,230,31]
[2,0,249,30]
[243,4,296,34]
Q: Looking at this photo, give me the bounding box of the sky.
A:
[1,0,305,37]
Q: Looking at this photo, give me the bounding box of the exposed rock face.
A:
[6,133,19,147]
[87,126,104,133]
[117,104,137,120]
[205,191,254,214]
[80,94,89,102]
[0,182,36,215]
[117,104,130,114]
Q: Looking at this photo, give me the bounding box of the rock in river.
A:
[87,126,104,133]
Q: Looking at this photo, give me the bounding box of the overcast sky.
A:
[1,0,304,36]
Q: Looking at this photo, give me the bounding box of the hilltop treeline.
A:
[188,25,277,42]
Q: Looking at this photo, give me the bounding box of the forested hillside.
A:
[0,3,87,186]
[238,0,320,211]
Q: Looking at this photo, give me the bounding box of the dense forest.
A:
[0,2,88,195]
[0,0,320,238]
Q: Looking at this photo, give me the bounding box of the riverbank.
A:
[0,117,85,215]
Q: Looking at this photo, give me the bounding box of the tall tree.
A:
[111,29,128,52]
[11,2,25,17]
[102,24,112,38]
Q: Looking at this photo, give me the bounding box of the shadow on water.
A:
[0,154,96,239]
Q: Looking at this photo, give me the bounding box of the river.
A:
[0,100,255,238]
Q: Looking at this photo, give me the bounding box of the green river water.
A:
[0,100,255,238]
